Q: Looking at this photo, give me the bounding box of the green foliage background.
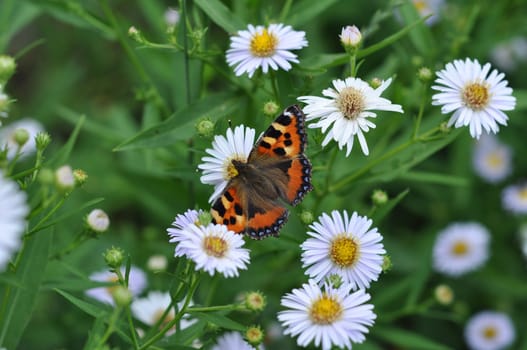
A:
[1,0,527,349]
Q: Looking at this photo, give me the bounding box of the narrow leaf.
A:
[374,326,453,350]
[194,0,244,33]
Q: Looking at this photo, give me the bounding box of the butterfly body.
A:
[211,105,313,239]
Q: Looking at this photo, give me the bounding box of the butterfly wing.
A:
[251,104,313,205]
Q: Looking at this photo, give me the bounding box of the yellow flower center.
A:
[451,240,468,256]
[337,87,365,120]
[413,0,429,12]
[330,235,359,267]
[250,28,277,57]
[203,236,228,258]
[482,326,497,340]
[105,275,119,294]
[485,151,503,169]
[462,82,490,110]
[519,187,527,200]
[309,294,343,325]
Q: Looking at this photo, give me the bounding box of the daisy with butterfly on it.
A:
[198,105,312,239]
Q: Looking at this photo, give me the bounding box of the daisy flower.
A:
[299,77,403,156]
[0,171,29,271]
[198,125,255,203]
[226,23,308,78]
[431,58,516,139]
[301,210,385,290]
[212,331,258,350]
[412,0,444,25]
[131,291,196,335]
[432,222,490,276]
[173,223,250,278]
[502,182,527,214]
[464,311,516,350]
[0,118,44,160]
[277,280,376,350]
[472,134,512,183]
[167,208,203,244]
[490,36,527,72]
[85,266,147,305]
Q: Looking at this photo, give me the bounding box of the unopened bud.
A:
[245,325,264,347]
[369,77,382,89]
[299,210,314,225]
[417,66,433,82]
[87,209,110,234]
[372,189,388,206]
[73,169,88,187]
[112,285,132,307]
[14,128,29,147]
[0,55,16,83]
[195,118,214,137]
[38,168,54,185]
[434,284,454,305]
[35,132,51,151]
[326,273,343,289]
[104,246,124,268]
[382,255,392,272]
[340,25,362,50]
[263,101,279,117]
[198,211,212,226]
[55,165,75,192]
[244,291,266,312]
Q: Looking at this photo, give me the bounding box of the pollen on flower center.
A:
[486,152,503,168]
[462,82,490,110]
[519,188,527,200]
[250,29,277,57]
[203,236,228,258]
[330,236,359,267]
[309,294,343,324]
[337,87,365,119]
[482,326,497,339]
[451,240,469,256]
[225,157,245,179]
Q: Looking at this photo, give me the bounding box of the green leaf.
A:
[374,326,453,350]
[396,1,434,57]
[513,89,527,110]
[114,93,239,151]
[398,171,469,186]
[194,0,244,33]
[55,288,111,318]
[46,114,86,167]
[287,0,341,27]
[0,229,53,348]
[190,312,245,331]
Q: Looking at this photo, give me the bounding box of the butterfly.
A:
[211,105,313,239]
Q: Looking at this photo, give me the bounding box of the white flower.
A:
[465,311,516,350]
[277,280,376,350]
[85,266,147,305]
[164,8,180,27]
[502,182,527,215]
[299,77,403,156]
[167,209,203,244]
[431,58,516,139]
[173,223,250,278]
[226,23,308,78]
[301,210,385,290]
[0,171,29,271]
[0,118,44,160]
[472,134,512,183]
[212,332,257,350]
[86,209,110,233]
[412,0,444,25]
[340,25,362,47]
[432,222,490,276]
[131,291,196,335]
[198,126,255,203]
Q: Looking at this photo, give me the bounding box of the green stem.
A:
[99,0,169,116]
[91,307,122,349]
[412,84,428,140]
[25,195,68,237]
[186,304,243,313]
[349,52,357,77]
[269,70,281,103]
[329,128,440,192]
[279,0,294,22]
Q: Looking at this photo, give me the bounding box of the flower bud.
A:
[244,291,266,312]
[372,189,388,206]
[112,285,132,307]
[382,255,392,272]
[87,209,110,234]
[195,118,214,137]
[13,128,30,147]
[0,89,9,116]
[299,210,314,225]
[198,210,212,226]
[434,284,454,305]
[369,77,382,89]
[326,273,343,289]
[38,168,55,185]
[0,55,16,83]
[104,246,125,268]
[55,165,75,192]
[340,25,362,50]
[147,254,168,272]
[263,101,279,117]
[73,169,88,187]
[128,26,144,43]
[245,325,264,347]
[164,8,180,27]
[417,66,433,82]
[35,132,51,151]
[439,121,451,133]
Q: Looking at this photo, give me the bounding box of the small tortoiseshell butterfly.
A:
[211,105,313,239]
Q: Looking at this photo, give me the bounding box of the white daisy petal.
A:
[502,182,527,214]
[212,331,261,350]
[299,77,403,156]
[85,266,147,306]
[277,280,376,350]
[431,58,516,139]
[0,171,29,271]
[464,311,516,350]
[301,210,385,290]
[0,118,45,160]
[226,23,308,77]
[432,222,490,276]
